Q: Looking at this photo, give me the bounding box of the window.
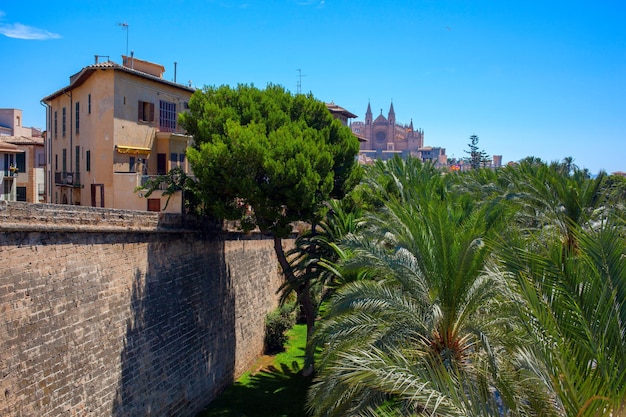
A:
[62,149,67,173]
[159,100,177,132]
[86,150,91,172]
[138,100,155,122]
[54,111,58,138]
[179,153,185,164]
[62,107,66,137]
[15,153,26,173]
[157,153,166,175]
[147,198,161,212]
[16,116,21,127]
[75,146,80,173]
[88,94,91,114]
[16,187,26,202]
[37,153,45,167]
[4,154,14,172]
[75,102,80,134]
[129,156,136,173]
[55,154,58,171]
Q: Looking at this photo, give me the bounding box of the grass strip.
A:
[197,324,310,417]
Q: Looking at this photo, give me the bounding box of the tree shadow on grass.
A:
[196,358,312,417]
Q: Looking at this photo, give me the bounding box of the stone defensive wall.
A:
[0,201,286,416]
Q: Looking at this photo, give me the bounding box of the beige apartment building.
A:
[0,109,45,203]
[42,55,195,212]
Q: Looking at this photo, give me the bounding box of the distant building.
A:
[42,55,195,211]
[448,153,503,172]
[0,108,42,137]
[326,102,357,126]
[351,102,446,165]
[417,146,447,165]
[0,109,45,203]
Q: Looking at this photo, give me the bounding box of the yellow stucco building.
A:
[42,55,195,212]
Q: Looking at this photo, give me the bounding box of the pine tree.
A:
[464,134,490,169]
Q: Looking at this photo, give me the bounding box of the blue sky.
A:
[1,1,625,174]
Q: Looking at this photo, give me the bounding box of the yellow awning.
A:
[115,145,151,155]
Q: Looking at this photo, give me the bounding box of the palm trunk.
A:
[273,235,316,376]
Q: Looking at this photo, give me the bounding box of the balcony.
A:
[140,175,169,190]
[55,171,81,187]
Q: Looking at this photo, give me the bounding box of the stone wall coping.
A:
[0,201,306,238]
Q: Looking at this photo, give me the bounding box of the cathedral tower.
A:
[364,102,373,148]
[387,102,396,142]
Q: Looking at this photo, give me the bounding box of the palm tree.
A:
[499,160,607,254]
[307,157,550,416]
[282,198,364,374]
[496,223,626,417]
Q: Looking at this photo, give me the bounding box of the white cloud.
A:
[0,13,61,40]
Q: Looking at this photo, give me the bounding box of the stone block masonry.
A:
[0,202,286,416]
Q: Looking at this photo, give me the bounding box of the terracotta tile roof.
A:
[43,59,195,103]
[326,102,358,119]
[0,141,23,153]
[0,136,44,146]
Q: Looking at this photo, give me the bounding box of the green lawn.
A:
[196,324,311,417]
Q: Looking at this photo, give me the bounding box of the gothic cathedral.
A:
[351,102,424,156]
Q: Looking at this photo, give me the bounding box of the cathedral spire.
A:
[409,118,414,131]
[365,102,372,125]
[388,101,395,125]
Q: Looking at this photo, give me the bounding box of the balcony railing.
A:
[140,175,169,190]
[55,172,81,187]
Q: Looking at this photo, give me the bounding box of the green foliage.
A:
[498,158,608,252]
[180,83,361,237]
[604,173,626,217]
[265,303,298,354]
[283,198,364,304]
[497,224,626,416]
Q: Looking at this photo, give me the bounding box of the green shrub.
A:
[264,303,297,354]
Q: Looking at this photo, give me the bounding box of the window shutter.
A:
[149,103,155,122]
[138,100,143,121]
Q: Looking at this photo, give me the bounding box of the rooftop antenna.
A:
[118,22,129,56]
[296,68,306,94]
